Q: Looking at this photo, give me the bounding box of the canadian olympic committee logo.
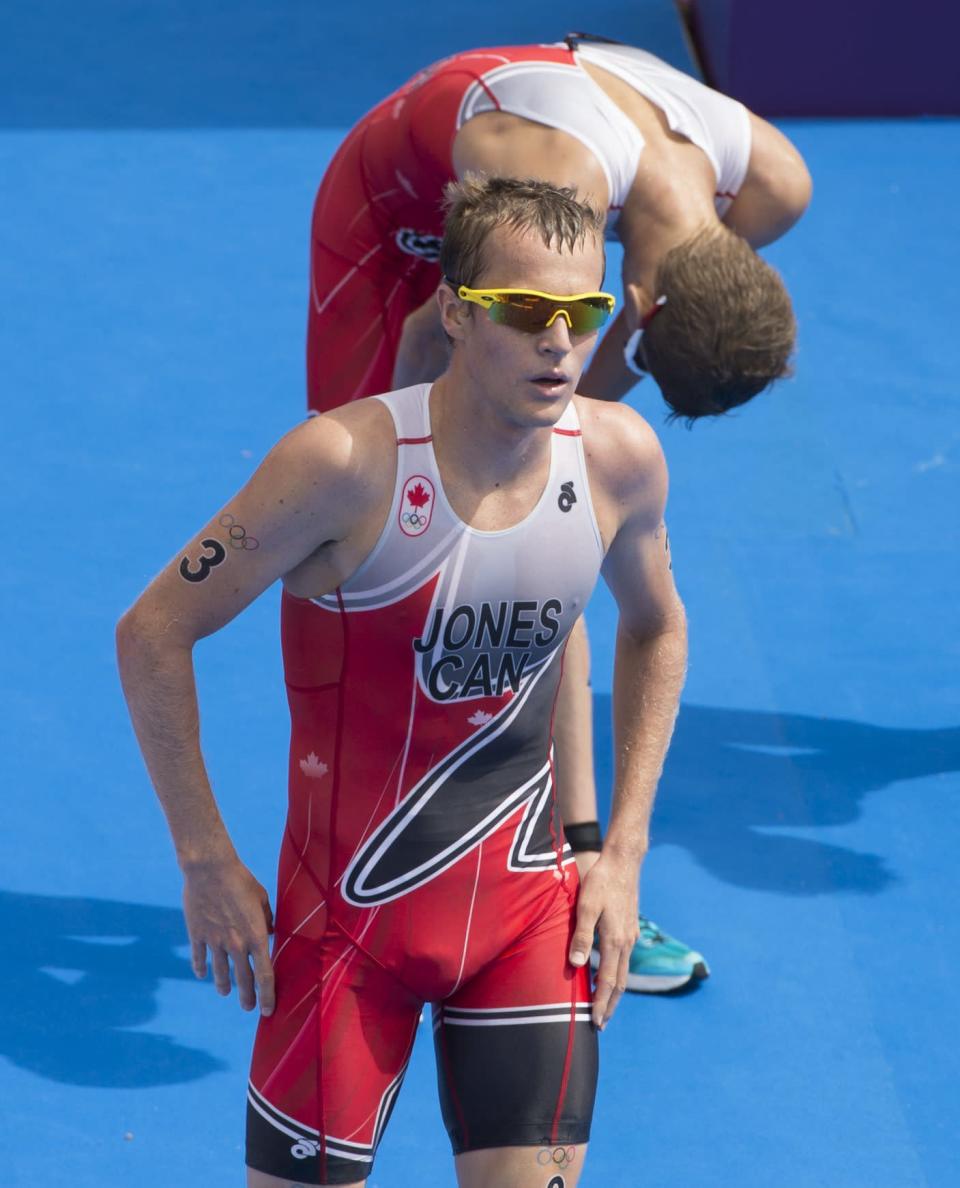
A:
[399,474,435,537]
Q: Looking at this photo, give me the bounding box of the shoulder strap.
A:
[374,384,433,443]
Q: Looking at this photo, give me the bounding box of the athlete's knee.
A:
[455,1142,587,1187]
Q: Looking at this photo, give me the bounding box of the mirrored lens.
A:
[488,294,612,334]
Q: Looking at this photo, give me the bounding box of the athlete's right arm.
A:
[116,406,387,1015]
[723,112,812,248]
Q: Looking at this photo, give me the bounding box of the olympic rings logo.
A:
[399,474,434,536]
[537,1146,577,1168]
[219,513,259,550]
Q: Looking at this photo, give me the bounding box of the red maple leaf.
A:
[406,482,431,509]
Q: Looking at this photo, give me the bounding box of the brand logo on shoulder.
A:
[558,481,577,513]
[400,475,435,537]
[395,228,442,262]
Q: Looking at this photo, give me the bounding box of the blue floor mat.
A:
[1,8,958,1185]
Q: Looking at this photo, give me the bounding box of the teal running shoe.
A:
[591,915,710,994]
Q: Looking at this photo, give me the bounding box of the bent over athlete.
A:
[305,33,810,991]
[117,179,687,1186]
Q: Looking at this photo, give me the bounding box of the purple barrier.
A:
[686,0,960,115]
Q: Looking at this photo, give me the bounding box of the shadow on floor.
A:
[1,889,225,1087]
[593,700,960,896]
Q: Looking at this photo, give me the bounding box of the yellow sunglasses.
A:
[454,284,616,334]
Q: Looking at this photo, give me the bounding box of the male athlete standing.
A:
[117,178,687,1186]
[305,33,811,990]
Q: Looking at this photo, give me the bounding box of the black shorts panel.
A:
[433,1006,598,1155]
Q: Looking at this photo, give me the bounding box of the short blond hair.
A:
[642,226,796,421]
[440,175,605,287]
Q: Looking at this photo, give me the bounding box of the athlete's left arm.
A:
[723,112,813,248]
[569,404,687,1028]
[577,288,644,404]
[392,290,451,388]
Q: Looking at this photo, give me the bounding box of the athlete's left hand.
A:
[568,852,640,1029]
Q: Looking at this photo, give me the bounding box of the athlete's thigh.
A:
[247,929,420,1186]
[307,239,423,413]
[434,885,598,1161]
[306,158,438,412]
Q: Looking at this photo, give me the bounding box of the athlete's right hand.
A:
[182,856,276,1016]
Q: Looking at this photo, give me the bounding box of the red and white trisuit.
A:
[246,383,606,1184]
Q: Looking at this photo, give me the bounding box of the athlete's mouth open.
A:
[530,372,570,392]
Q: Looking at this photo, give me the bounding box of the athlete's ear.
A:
[623,280,650,333]
[437,280,470,343]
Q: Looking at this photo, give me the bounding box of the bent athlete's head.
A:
[625,225,796,423]
[437,177,608,425]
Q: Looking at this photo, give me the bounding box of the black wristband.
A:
[564,820,603,853]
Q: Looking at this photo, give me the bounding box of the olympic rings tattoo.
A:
[537,1147,576,1169]
[218,513,259,550]
[178,513,258,584]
